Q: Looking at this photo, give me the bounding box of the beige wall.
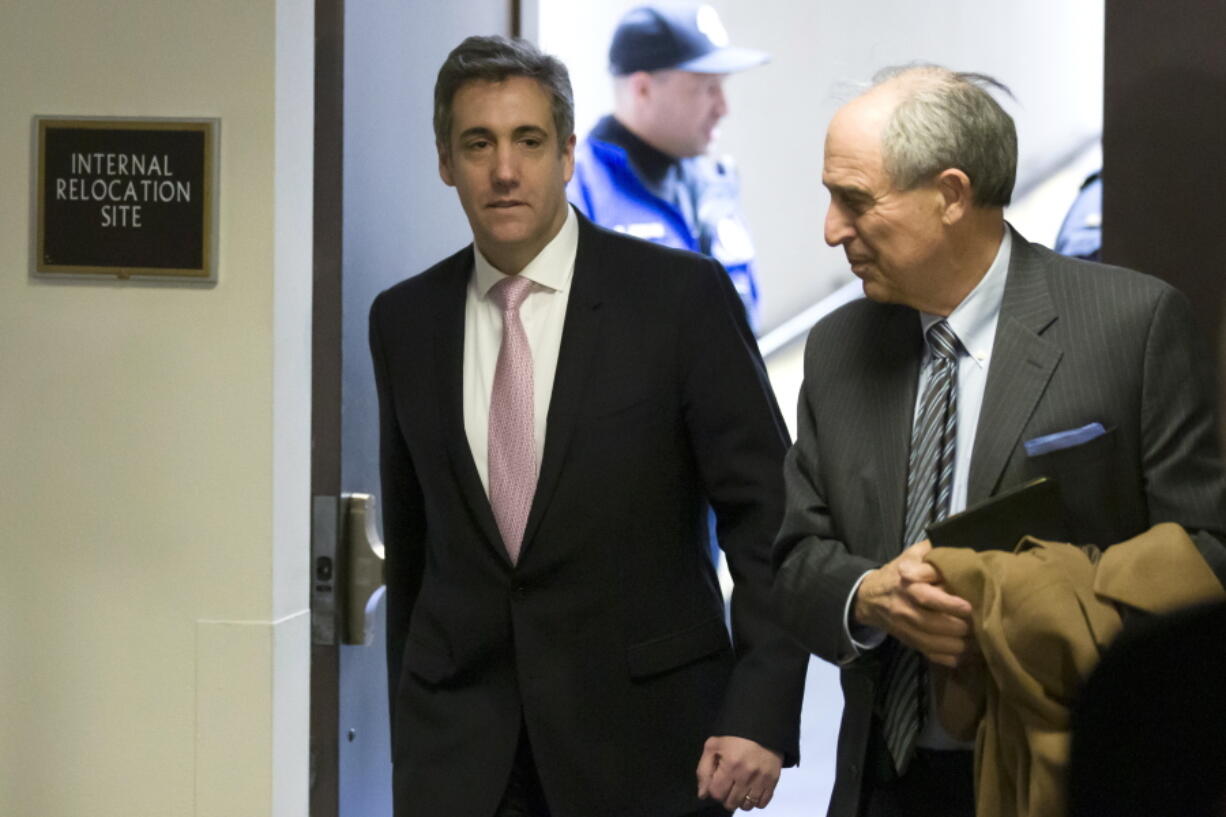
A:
[0,1,312,815]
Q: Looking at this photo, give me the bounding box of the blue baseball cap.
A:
[608,3,770,76]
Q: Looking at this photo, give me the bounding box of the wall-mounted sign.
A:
[34,117,218,282]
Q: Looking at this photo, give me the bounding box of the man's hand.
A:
[854,540,974,667]
[696,735,783,811]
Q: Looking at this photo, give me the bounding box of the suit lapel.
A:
[967,228,1063,502]
[868,306,923,554]
[519,218,605,556]
[433,247,507,559]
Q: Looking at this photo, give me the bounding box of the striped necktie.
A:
[879,318,959,773]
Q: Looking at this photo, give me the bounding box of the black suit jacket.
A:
[370,212,807,817]
[771,227,1226,817]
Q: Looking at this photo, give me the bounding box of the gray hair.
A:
[434,35,575,154]
[871,64,1018,207]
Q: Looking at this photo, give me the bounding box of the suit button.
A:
[514,584,527,599]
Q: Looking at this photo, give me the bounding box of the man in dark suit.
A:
[369,35,806,817]
[770,65,1226,817]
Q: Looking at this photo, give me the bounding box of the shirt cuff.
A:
[843,570,887,658]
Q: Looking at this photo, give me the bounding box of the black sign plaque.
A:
[35,117,218,281]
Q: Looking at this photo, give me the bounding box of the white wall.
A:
[0,1,312,815]
[538,0,1104,333]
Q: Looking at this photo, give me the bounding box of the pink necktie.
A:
[488,275,537,564]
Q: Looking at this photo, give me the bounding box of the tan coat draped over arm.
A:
[925,522,1225,817]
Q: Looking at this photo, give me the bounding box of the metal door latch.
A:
[311,493,386,646]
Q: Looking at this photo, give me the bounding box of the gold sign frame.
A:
[33,116,219,282]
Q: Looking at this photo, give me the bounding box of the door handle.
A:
[311,493,386,647]
[341,493,386,646]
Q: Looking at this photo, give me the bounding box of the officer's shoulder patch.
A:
[615,222,668,241]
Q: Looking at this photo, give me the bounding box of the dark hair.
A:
[434,35,574,153]
[872,64,1018,207]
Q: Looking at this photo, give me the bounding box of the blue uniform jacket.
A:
[568,134,760,329]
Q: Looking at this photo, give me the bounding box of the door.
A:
[311,2,514,815]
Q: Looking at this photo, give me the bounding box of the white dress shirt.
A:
[463,206,579,495]
[919,226,1012,517]
[843,227,1013,749]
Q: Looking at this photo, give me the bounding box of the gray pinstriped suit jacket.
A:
[771,225,1226,817]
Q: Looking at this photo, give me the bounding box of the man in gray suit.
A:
[771,65,1226,817]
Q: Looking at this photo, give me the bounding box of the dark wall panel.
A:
[1103,0,1226,441]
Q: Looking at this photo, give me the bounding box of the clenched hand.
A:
[696,735,783,811]
[854,540,974,667]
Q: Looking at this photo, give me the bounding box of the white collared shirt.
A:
[463,206,579,494]
[917,225,1012,517]
[912,226,1011,748]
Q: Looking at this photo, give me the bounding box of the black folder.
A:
[926,477,1070,552]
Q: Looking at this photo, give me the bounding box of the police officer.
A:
[568,2,767,329]
[1054,169,1102,260]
